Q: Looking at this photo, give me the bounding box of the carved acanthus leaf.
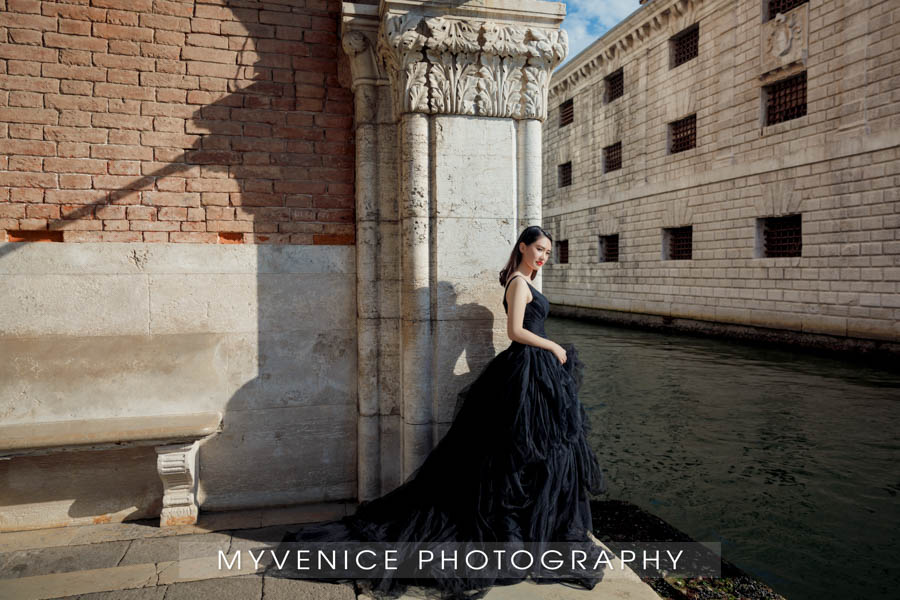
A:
[426,17,481,54]
[483,22,527,57]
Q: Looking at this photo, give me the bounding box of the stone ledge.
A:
[0,413,223,457]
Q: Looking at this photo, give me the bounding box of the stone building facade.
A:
[543,0,900,351]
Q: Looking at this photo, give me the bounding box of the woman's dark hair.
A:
[498,225,553,286]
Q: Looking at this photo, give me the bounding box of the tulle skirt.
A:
[266,341,608,599]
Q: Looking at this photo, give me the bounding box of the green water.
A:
[546,316,900,600]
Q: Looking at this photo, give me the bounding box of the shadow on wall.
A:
[0,0,508,527]
[0,0,357,525]
[0,0,354,262]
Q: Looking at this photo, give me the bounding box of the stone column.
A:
[342,0,566,494]
[341,5,394,502]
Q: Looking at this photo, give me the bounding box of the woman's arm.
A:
[505,278,560,353]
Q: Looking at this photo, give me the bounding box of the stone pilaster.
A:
[342,0,566,496]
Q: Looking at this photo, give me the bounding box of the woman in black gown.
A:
[266,225,608,599]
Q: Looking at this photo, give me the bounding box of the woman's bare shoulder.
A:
[504,275,533,302]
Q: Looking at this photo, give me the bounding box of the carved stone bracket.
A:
[156,441,200,527]
[378,13,568,120]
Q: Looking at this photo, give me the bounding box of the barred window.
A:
[671,24,699,68]
[666,226,692,260]
[605,68,624,103]
[762,214,802,257]
[767,0,807,21]
[765,71,807,126]
[559,98,574,127]
[603,142,622,173]
[558,162,572,188]
[557,240,569,264]
[600,234,619,262]
[669,114,697,154]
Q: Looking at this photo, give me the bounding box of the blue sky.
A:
[558,1,639,66]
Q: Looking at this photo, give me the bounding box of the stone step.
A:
[0,506,663,600]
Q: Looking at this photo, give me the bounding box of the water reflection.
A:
[546,316,900,600]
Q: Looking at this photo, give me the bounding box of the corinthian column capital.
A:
[341,4,389,92]
[376,0,567,120]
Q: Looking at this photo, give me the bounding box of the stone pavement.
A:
[0,505,662,600]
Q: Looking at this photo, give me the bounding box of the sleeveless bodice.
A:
[503,276,549,339]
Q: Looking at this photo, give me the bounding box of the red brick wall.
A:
[0,0,355,245]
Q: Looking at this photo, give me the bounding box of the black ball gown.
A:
[265,275,608,599]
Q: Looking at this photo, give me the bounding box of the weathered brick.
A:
[190,18,220,35]
[126,206,156,220]
[90,144,153,161]
[181,46,238,65]
[10,187,44,202]
[9,28,43,45]
[60,80,94,96]
[0,12,56,31]
[45,189,107,204]
[103,219,130,231]
[43,158,107,175]
[0,106,57,124]
[7,92,44,108]
[143,192,200,207]
[94,82,154,100]
[186,33,228,49]
[41,63,107,82]
[139,13,190,33]
[105,9,139,27]
[130,219,179,231]
[170,232,217,243]
[93,174,153,190]
[25,204,60,219]
[42,5,107,23]
[91,0,152,11]
[139,42,180,59]
[59,175,93,189]
[44,32,108,52]
[95,205,126,220]
[154,0,193,18]
[92,23,153,42]
[157,207,187,220]
[59,205,95,219]
[59,19,91,36]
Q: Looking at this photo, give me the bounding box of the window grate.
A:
[604,142,622,173]
[606,68,624,102]
[766,71,807,125]
[558,162,572,188]
[601,234,619,262]
[672,25,699,68]
[668,226,692,260]
[669,114,696,153]
[559,98,574,127]
[557,239,569,264]
[764,214,802,257]
[768,0,807,20]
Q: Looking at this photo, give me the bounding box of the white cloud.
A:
[558,0,638,66]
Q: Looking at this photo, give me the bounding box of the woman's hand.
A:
[550,342,567,365]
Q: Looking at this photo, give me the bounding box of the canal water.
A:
[546,316,900,600]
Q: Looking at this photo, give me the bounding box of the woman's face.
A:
[519,235,552,272]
